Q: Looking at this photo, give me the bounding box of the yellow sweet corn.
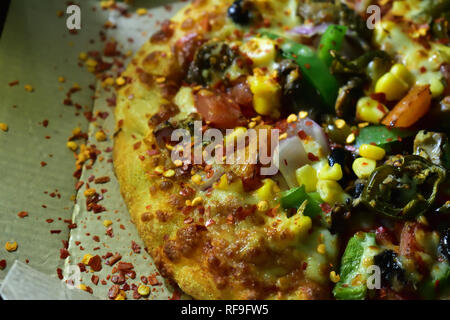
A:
[318,163,343,181]
[240,38,276,68]
[375,64,413,101]
[81,254,93,265]
[359,144,386,161]
[375,72,409,101]
[317,180,349,205]
[248,71,281,116]
[255,178,277,201]
[215,174,245,193]
[390,64,414,86]
[67,141,78,151]
[224,127,247,147]
[138,285,150,296]
[352,157,377,179]
[356,97,389,124]
[295,165,318,192]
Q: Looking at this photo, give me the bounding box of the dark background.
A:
[0,0,11,38]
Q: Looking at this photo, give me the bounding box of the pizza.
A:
[113,0,450,300]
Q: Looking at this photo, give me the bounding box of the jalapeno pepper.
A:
[318,25,348,67]
[361,155,447,219]
[280,186,323,218]
[260,31,339,110]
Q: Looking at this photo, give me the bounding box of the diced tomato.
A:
[195,90,247,129]
[399,222,422,258]
[228,80,255,117]
[174,33,206,69]
[375,226,397,246]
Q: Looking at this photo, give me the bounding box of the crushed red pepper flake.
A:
[17,211,28,218]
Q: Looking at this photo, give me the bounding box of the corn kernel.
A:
[352,157,377,179]
[0,123,8,132]
[287,114,298,123]
[257,200,269,212]
[138,285,150,296]
[224,127,247,147]
[298,111,308,119]
[240,38,276,68]
[102,77,115,87]
[375,72,409,101]
[318,163,343,181]
[255,179,277,201]
[317,244,326,254]
[72,127,81,135]
[359,144,386,161]
[95,131,107,142]
[346,133,356,144]
[248,72,281,116]
[58,76,65,83]
[390,64,414,86]
[24,84,34,92]
[154,166,164,175]
[173,159,183,167]
[191,197,203,206]
[5,241,18,252]
[429,77,445,98]
[136,8,148,16]
[103,220,113,227]
[81,254,93,265]
[115,290,127,300]
[295,165,318,192]
[317,180,349,205]
[356,97,389,124]
[335,119,346,129]
[330,271,340,283]
[288,214,312,240]
[84,188,96,197]
[116,77,126,86]
[67,141,78,151]
[215,174,245,193]
[163,169,175,178]
[191,174,203,185]
[79,52,88,61]
[85,59,98,68]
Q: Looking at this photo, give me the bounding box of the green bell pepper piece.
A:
[260,31,339,111]
[355,125,414,149]
[280,186,323,218]
[333,232,379,300]
[362,155,447,219]
[318,25,348,67]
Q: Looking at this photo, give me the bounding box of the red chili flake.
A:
[205,219,215,227]
[302,262,308,270]
[305,121,313,126]
[94,176,110,184]
[50,230,62,234]
[184,217,194,224]
[131,241,141,254]
[397,136,403,142]
[169,289,181,300]
[141,276,148,284]
[362,162,368,166]
[298,130,308,140]
[60,248,70,259]
[91,275,99,286]
[46,219,54,223]
[420,66,427,73]
[377,103,387,113]
[307,153,319,162]
[148,274,161,286]
[106,253,122,266]
[108,285,120,300]
[56,268,63,280]
[92,236,100,242]
[17,211,28,218]
[42,120,49,127]
[117,262,134,271]
[0,260,6,270]
[133,141,142,150]
[370,92,386,103]
[9,80,19,87]
[40,161,47,167]
[386,138,393,142]
[304,63,311,69]
[88,255,102,272]
[320,203,332,214]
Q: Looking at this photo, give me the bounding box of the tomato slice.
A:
[195,90,247,129]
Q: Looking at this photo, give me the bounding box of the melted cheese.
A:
[375,11,449,98]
